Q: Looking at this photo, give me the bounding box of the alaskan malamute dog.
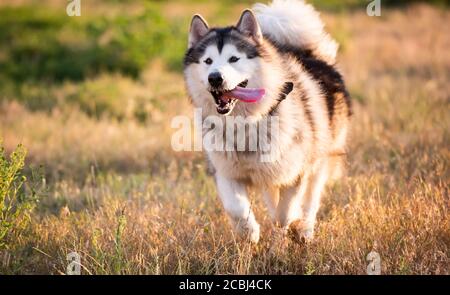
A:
[184,0,351,244]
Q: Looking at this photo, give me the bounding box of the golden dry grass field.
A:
[0,1,448,274]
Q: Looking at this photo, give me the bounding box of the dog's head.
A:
[184,10,279,116]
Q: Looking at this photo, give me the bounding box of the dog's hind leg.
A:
[299,159,330,239]
[215,174,260,243]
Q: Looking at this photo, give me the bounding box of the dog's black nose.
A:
[208,72,224,88]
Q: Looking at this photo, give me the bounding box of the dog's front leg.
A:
[263,186,280,222]
[279,159,329,243]
[276,173,310,231]
[215,174,260,243]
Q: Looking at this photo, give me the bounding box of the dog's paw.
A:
[234,219,260,244]
[249,225,260,244]
[287,219,314,245]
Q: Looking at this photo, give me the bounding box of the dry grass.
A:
[0,3,449,274]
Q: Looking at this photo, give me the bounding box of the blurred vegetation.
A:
[0,4,185,82]
[0,2,187,119]
[0,0,446,120]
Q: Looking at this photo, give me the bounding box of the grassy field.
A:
[0,1,449,274]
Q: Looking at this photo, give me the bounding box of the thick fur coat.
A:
[183,0,351,243]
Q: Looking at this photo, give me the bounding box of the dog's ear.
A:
[188,14,209,48]
[236,9,262,44]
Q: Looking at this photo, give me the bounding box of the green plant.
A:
[0,142,37,249]
[113,207,127,274]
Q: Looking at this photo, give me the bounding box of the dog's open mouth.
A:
[210,80,265,115]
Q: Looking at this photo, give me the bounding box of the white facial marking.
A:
[201,44,257,90]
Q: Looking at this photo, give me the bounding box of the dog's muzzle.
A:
[209,80,249,115]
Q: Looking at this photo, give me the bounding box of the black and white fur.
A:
[184,0,351,243]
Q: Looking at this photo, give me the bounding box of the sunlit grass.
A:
[0,2,448,274]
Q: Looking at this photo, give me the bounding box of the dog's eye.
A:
[204,58,213,65]
[229,56,240,63]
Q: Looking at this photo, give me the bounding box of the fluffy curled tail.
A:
[253,0,338,64]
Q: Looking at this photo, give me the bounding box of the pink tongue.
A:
[221,87,265,103]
